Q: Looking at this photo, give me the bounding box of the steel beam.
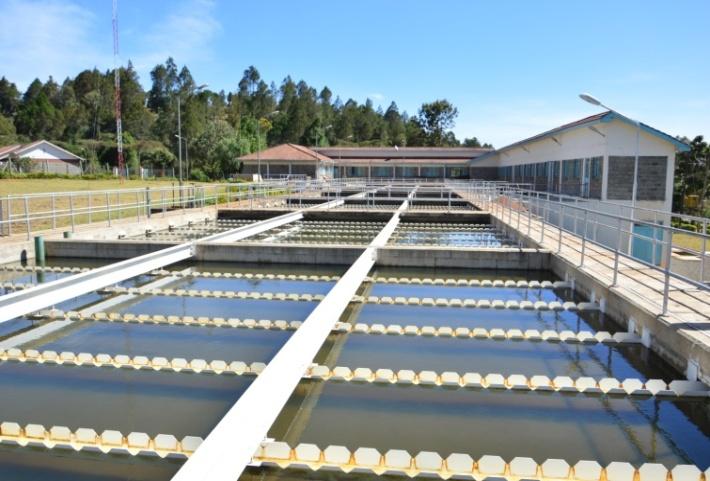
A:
[172,190,413,481]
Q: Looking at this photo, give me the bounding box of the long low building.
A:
[314,146,489,179]
[239,111,689,214]
[239,143,490,180]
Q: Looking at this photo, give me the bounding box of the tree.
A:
[384,102,405,146]
[405,117,427,146]
[0,63,497,178]
[463,137,493,148]
[120,61,153,139]
[676,136,710,213]
[192,119,241,178]
[0,113,17,144]
[0,77,20,118]
[15,87,65,139]
[418,99,458,146]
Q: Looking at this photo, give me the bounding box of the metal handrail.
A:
[461,181,710,314]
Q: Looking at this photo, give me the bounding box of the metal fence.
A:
[3,178,709,315]
[0,180,314,239]
[461,181,710,313]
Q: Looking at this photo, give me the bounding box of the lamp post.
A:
[580,92,647,262]
[579,93,641,209]
[174,134,189,177]
[256,110,280,180]
[177,84,208,185]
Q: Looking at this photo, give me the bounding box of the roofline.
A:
[6,140,86,161]
[313,146,490,151]
[474,111,690,163]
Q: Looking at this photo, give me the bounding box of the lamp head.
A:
[579,93,602,106]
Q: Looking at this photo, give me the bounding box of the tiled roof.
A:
[239,143,331,162]
[331,157,470,166]
[316,146,490,159]
[0,144,22,158]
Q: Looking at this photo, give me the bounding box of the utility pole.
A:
[177,98,182,185]
[112,0,124,182]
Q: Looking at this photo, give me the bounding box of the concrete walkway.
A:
[458,190,710,382]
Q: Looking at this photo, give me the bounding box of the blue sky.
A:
[1,0,708,147]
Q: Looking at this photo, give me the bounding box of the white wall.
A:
[472,117,679,213]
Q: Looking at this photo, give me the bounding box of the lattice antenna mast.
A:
[112,0,125,181]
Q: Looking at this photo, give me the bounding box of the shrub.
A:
[679,222,698,232]
[189,168,210,182]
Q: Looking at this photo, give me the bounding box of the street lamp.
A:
[177,84,208,184]
[256,110,279,180]
[174,134,189,177]
[578,93,641,209]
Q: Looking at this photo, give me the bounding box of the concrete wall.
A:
[494,208,710,384]
[46,239,175,259]
[1,207,216,264]
[43,238,549,270]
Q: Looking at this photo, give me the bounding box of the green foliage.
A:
[189,167,210,182]
[193,119,242,178]
[674,135,710,214]
[2,62,492,180]
[0,112,16,144]
[126,148,141,173]
[418,99,458,146]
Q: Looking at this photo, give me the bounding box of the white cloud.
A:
[129,0,221,79]
[368,93,385,101]
[0,0,109,90]
[0,0,222,92]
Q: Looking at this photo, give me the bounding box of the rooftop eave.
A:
[601,112,690,153]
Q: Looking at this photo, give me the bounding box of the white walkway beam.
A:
[171,189,415,481]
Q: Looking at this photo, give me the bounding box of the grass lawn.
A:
[0,178,201,196]
[673,232,707,253]
[0,178,265,234]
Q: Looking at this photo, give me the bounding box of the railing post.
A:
[701,220,707,283]
[136,191,140,221]
[162,190,166,216]
[527,197,532,238]
[516,193,521,230]
[574,198,579,234]
[540,197,546,243]
[106,192,111,226]
[88,192,92,224]
[24,196,30,240]
[558,204,564,253]
[662,229,673,314]
[51,193,56,230]
[146,187,151,218]
[69,193,75,232]
[580,209,588,267]
[612,216,622,286]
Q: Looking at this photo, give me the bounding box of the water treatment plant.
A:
[0,175,708,481]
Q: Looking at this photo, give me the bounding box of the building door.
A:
[631,223,664,266]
